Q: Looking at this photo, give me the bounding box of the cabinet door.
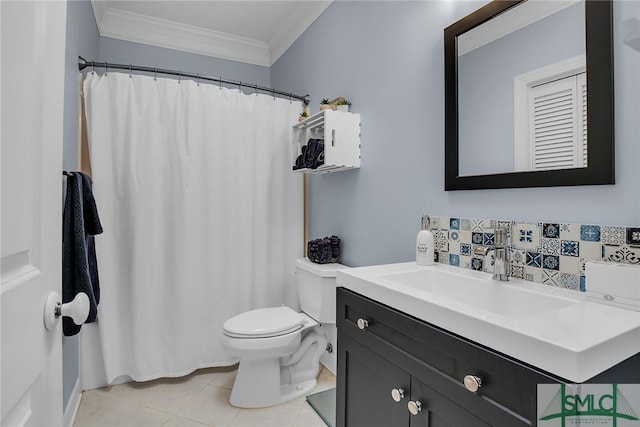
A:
[408,377,490,427]
[337,333,410,427]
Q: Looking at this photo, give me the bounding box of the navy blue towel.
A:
[62,172,103,336]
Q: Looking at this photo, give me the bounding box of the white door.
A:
[1,1,68,426]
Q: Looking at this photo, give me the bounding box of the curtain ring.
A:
[238,81,242,93]
[104,62,108,75]
[154,68,157,81]
[91,62,95,74]
[289,93,293,104]
[129,64,132,78]
[272,88,276,101]
[196,74,200,87]
[254,84,258,96]
[178,72,181,84]
[219,77,222,90]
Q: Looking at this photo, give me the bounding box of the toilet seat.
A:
[223,306,305,338]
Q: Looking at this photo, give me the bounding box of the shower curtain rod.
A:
[78,56,310,105]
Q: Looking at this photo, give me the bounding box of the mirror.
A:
[444,0,614,190]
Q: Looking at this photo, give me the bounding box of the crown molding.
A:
[269,0,332,65]
[91,1,271,67]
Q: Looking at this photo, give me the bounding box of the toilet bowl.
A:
[222,258,346,408]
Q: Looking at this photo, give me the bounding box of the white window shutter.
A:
[528,73,586,171]
[577,73,587,167]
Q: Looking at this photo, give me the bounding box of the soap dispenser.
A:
[416,215,435,266]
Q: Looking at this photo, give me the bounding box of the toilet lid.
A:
[223,306,305,338]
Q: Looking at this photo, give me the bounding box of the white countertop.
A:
[337,262,640,383]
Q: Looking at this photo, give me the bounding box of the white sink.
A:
[337,262,640,383]
[381,269,576,318]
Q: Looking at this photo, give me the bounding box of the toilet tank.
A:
[295,258,347,323]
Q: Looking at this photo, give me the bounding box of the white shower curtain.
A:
[83,72,303,383]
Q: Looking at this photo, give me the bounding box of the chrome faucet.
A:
[492,227,509,281]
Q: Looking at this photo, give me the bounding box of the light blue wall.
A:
[62,0,99,410]
[272,0,640,268]
[458,2,585,175]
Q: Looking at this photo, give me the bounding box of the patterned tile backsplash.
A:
[431,216,640,292]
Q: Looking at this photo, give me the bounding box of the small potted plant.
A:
[336,99,351,112]
[299,111,309,122]
[320,98,332,111]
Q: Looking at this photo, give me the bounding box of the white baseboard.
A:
[63,378,83,427]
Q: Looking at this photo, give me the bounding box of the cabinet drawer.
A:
[337,287,562,424]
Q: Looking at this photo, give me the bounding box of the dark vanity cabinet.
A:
[337,287,640,427]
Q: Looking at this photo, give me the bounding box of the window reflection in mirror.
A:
[457,0,585,176]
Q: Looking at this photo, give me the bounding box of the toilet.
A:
[222,258,346,408]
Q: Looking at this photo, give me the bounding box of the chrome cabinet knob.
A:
[391,388,405,402]
[356,318,369,330]
[407,400,422,415]
[463,375,482,392]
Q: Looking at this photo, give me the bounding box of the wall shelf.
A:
[292,110,361,174]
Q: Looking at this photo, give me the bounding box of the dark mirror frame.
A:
[444,0,614,191]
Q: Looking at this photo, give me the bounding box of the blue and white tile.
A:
[449,254,460,267]
[560,240,580,257]
[510,249,526,266]
[580,225,601,242]
[460,243,472,257]
[512,222,541,251]
[559,223,580,241]
[449,217,460,230]
[559,273,580,290]
[627,228,640,245]
[433,229,448,243]
[542,270,560,287]
[601,225,626,245]
[460,218,473,231]
[542,223,560,239]
[471,232,484,245]
[449,230,460,241]
[471,258,483,271]
[483,233,495,246]
[437,240,449,252]
[470,219,485,232]
[603,244,640,265]
[541,238,560,255]
[580,276,586,292]
[526,251,542,268]
[542,255,560,271]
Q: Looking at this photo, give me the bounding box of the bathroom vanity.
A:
[335,263,640,427]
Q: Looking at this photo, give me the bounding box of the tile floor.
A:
[73,365,335,427]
